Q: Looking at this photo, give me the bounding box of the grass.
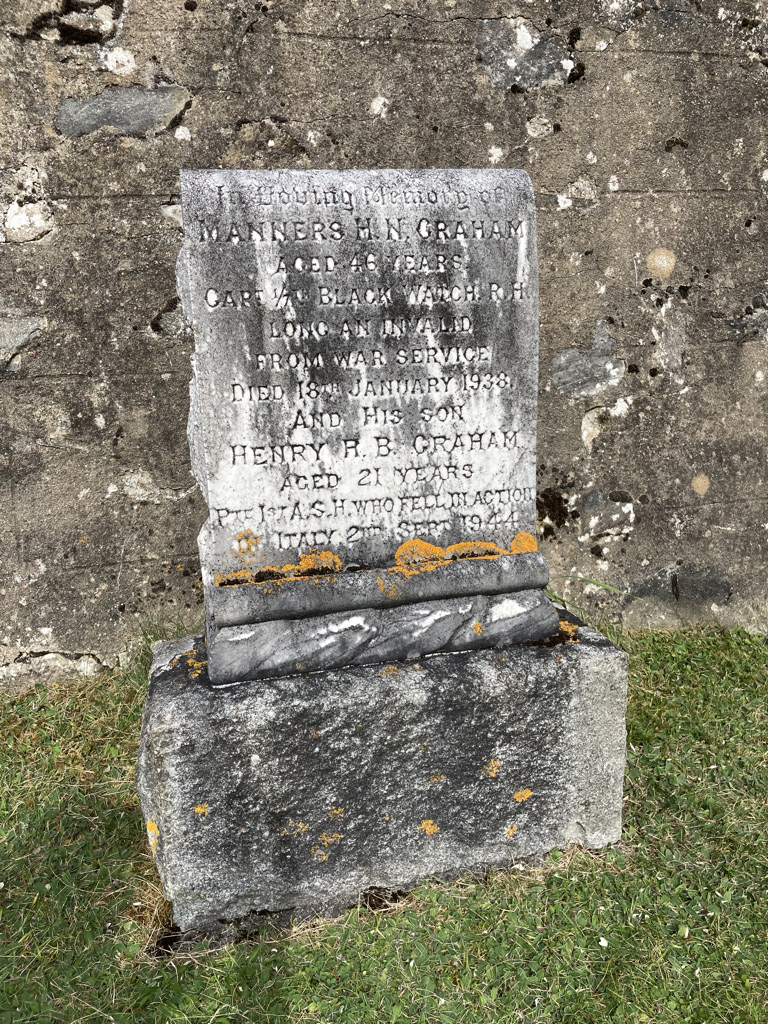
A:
[0,624,766,1023]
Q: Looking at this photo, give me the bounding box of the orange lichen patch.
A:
[428,774,447,787]
[505,823,519,839]
[388,535,531,579]
[146,821,159,856]
[508,531,538,554]
[379,665,400,676]
[234,529,261,566]
[78,535,90,545]
[193,803,209,817]
[395,539,446,565]
[559,620,580,643]
[472,621,484,635]
[419,819,440,836]
[218,533,535,589]
[289,550,343,576]
[186,657,206,679]
[327,806,344,820]
[216,549,342,587]
[311,831,343,860]
[281,819,309,837]
[446,540,508,559]
[214,567,268,586]
[483,758,501,778]
[514,788,533,803]
[317,831,343,847]
[377,576,400,600]
[390,539,448,576]
[169,648,195,669]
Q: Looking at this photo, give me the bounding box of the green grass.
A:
[1,626,766,1023]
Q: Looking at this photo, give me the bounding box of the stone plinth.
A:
[137,617,627,936]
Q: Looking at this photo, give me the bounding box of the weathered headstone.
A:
[178,170,558,682]
[137,169,628,936]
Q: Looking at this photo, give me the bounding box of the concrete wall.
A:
[2,0,767,683]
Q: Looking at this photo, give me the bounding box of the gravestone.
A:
[137,169,628,937]
[179,169,557,682]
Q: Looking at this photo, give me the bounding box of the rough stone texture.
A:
[137,616,627,934]
[55,85,190,138]
[0,648,103,694]
[2,2,767,681]
[207,587,558,683]
[208,549,550,627]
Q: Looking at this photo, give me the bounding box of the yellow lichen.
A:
[289,550,343,575]
[327,806,344,820]
[508,531,538,554]
[559,620,580,643]
[419,819,440,836]
[472,621,484,635]
[146,820,159,856]
[428,774,446,787]
[377,576,400,600]
[505,823,518,839]
[395,539,446,565]
[234,529,261,566]
[446,540,508,559]
[514,788,533,803]
[169,648,195,669]
[192,803,209,817]
[216,548,341,587]
[217,534,532,590]
[483,758,501,778]
[186,657,206,679]
[281,819,310,837]
[380,665,400,676]
[311,831,343,860]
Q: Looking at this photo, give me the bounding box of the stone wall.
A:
[1,0,766,681]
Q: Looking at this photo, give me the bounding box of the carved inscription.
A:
[180,170,539,573]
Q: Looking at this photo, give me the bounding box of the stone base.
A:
[137,617,627,936]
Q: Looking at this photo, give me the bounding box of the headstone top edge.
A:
[178,167,535,203]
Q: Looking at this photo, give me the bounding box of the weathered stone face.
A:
[180,169,539,580]
[137,618,628,936]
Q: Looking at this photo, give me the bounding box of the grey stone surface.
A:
[55,86,190,138]
[179,168,539,585]
[208,549,550,628]
[137,617,628,935]
[550,321,626,400]
[476,19,571,92]
[207,587,558,684]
